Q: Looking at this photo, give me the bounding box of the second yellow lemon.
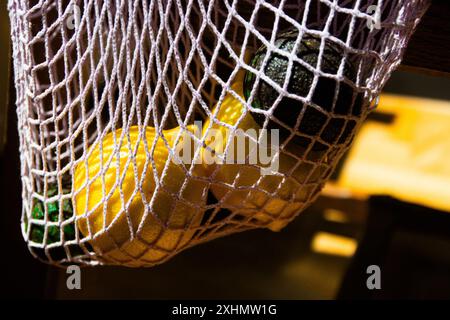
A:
[202,71,326,231]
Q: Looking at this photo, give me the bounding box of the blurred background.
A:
[1,1,450,299]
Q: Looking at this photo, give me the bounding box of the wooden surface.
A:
[401,0,450,76]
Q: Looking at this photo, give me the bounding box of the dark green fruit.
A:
[26,184,76,245]
[244,30,364,152]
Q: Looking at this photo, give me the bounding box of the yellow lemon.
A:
[202,72,325,232]
[74,125,208,267]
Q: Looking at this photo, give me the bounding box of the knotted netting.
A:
[8,0,429,267]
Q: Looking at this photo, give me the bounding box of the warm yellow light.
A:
[323,209,349,223]
[337,94,450,213]
[311,232,357,257]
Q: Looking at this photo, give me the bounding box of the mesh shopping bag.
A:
[8,0,429,267]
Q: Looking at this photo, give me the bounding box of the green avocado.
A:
[244,30,364,153]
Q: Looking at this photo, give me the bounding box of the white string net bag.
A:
[9,0,429,267]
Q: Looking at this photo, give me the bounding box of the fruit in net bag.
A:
[203,31,364,232]
[7,0,429,266]
[73,125,208,267]
[244,30,362,153]
[202,70,326,232]
[27,185,75,245]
